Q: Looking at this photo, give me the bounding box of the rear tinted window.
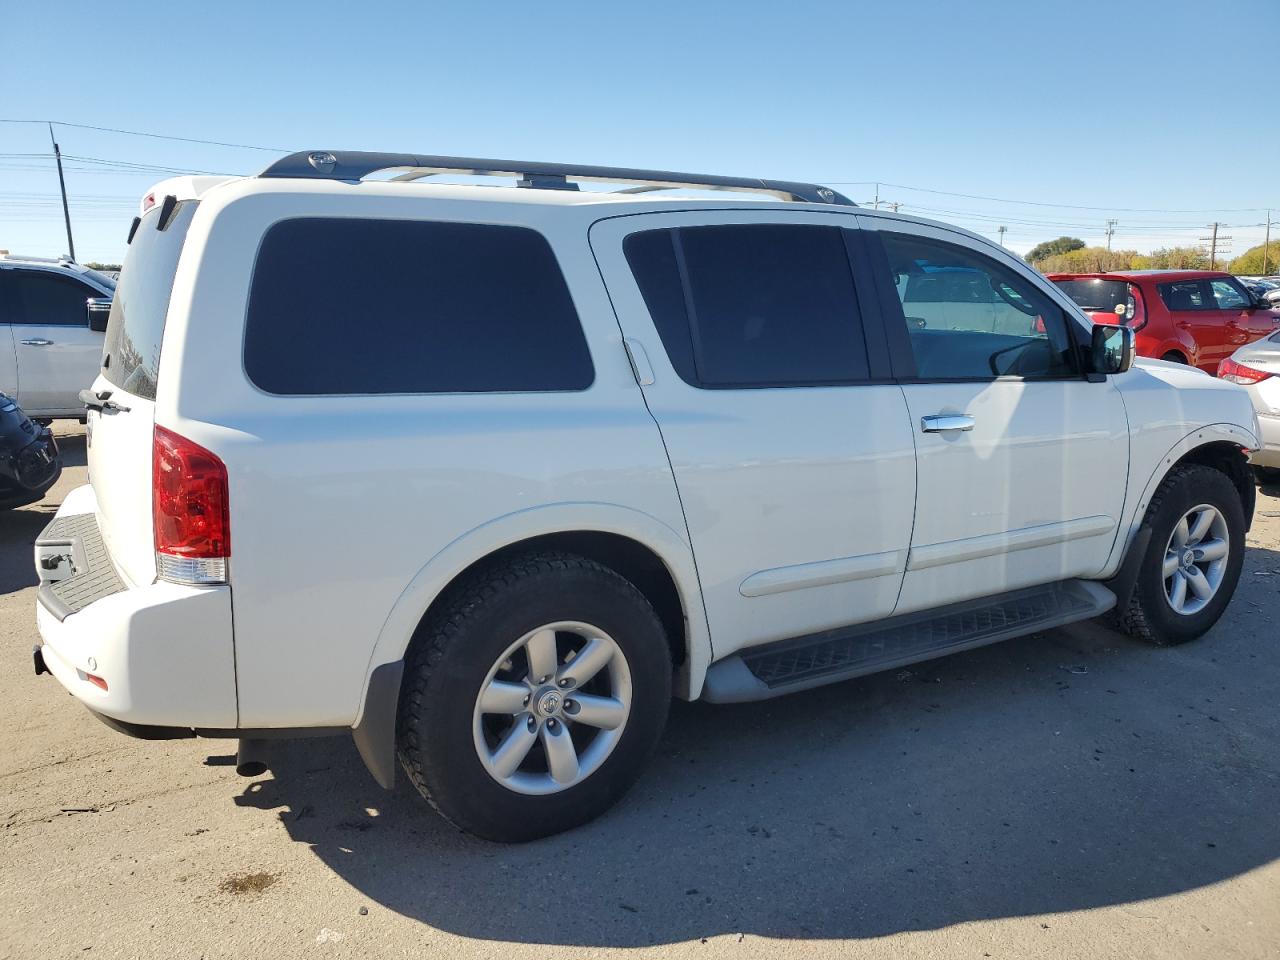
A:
[103,200,198,400]
[1052,278,1131,313]
[1159,280,1209,311]
[624,224,869,387]
[244,218,593,395]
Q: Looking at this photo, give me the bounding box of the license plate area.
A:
[35,538,81,583]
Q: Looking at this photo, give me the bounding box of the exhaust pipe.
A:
[236,738,270,777]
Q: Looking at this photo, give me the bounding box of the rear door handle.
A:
[20,338,53,346]
[921,414,975,433]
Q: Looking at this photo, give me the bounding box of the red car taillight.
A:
[1124,283,1147,330]
[1217,356,1273,385]
[153,425,229,584]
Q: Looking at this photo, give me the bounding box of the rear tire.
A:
[1119,465,1245,646]
[396,552,672,842]
[1161,351,1188,364]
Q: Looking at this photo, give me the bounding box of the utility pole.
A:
[1200,222,1232,270]
[1265,210,1273,275]
[48,123,75,262]
[996,225,1007,247]
[1105,219,1118,251]
[873,182,880,210]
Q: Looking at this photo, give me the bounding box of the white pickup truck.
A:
[0,254,114,419]
[32,152,1261,841]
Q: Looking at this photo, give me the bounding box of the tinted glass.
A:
[244,218,593,395]
[1159,280,1208,311]
[624,224,868,387]
[103,201,199,400]
[11,271,95,326]
[1053,278,1131,313]
[880,232,1077,379]
[1210,279,1249,309]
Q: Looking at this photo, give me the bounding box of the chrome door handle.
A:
[921,414,975,433]
[20,338,53,346]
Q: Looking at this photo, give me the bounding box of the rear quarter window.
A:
[243,218,594,395]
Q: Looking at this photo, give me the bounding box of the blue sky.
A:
[4,0,1278,264]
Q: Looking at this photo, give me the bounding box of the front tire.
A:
[396,552,672,842]
[1119,464,1245,646]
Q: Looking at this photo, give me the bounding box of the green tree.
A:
[1228,242,1279,275]
[1025,236,1085,263]
[1034,246,1140,274]
[85,261,122,271]
[1143,246,1210,270]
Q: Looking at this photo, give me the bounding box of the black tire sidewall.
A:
[1134,468,1245,644]
[399,559,672,842]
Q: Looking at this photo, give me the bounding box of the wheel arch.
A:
[359,503,710,721]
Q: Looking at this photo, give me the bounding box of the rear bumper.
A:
[1250,414,1280,468]
[33,485,238,728]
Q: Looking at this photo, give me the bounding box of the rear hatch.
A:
[1051,276,1146,329]
[88,198,199,586]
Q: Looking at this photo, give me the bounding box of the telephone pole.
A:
[48,123,76,262]
[1265,210,1274,275]
[872,183,880,210]
[1200,222,1231,270]
[996,225,1007,247]
[1104,219,1118,251]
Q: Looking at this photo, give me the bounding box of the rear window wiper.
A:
[79,388,131,414]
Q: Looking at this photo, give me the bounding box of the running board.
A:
[701,580,1115,703]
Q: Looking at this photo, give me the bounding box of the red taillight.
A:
[142,192,156,213]
[1125,283,1146,330]
[153,425,229,583]
[1217,357,1273,384]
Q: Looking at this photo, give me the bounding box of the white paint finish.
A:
[11,321,102,415]
[35,487,237,728]
[907,515,1115,571]
[159,186,697,726]
[84,393,157,588]
[739,549,906,597]
[590,211,917,657]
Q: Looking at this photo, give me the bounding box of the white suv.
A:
[0,254,114,418]
[32,152,1261,841]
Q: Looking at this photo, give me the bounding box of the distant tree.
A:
[1143,246,1211,270]
[1228,243,1279,275]
[1034,246,1140,274]
[1025,236,1085,263]
[85,261,122,271]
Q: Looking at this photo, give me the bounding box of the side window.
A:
[10,271,93,326]
[1209,279,1249,310]
[1159,280,1208,312]
[623,223,869,387]
[879,232,1077,380]
[244,218,594,395]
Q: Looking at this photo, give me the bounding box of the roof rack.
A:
[258,151,855,206]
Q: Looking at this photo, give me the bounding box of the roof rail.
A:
[258,151,855,206]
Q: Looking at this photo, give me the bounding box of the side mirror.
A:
[1090,323,1134,376]
[86,298,111,333]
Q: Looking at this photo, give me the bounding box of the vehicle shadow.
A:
[234,539,1280,947]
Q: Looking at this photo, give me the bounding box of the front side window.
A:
[244,218,594,395]
[10,271,95,326]
[1209,278,1249,310]
[879,232,1077,380]
[1159,280,1208,311]
[623,223,869,387]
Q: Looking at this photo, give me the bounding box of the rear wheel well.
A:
[415,531,688,669]
[1170,441,1255,529]
[1161,350,1188,364]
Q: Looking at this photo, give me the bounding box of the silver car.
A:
[1221,330,1280,477]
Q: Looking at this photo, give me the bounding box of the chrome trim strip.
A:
[907,516,1116,572]
[740,550,906,598]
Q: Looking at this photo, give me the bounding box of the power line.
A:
[0,118,287,152]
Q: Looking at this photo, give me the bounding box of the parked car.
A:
[33,152,1262,841]
[1218,330,1280,481]
[1048,269,1280,372]
[1241,279,1280,306]
[0,390,60,509]
[0,254,114,420]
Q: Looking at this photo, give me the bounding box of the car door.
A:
[859,218,1129,615]
[0,272,18,398]
[1159,279,1222,371]
[8,268,106,415]
[591,211,917,660]
[1210,276,1280,344]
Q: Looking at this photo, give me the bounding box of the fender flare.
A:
[1103,422,1260,579]
[350,502,711,789]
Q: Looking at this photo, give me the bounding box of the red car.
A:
[1049,270,1280,372]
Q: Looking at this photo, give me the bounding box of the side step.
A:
[701,580,1115,703]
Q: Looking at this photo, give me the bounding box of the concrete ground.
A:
[3,425,1279,960]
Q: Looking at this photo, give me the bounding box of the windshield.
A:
[1053,278,1131,313]
[102,201,198,400]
